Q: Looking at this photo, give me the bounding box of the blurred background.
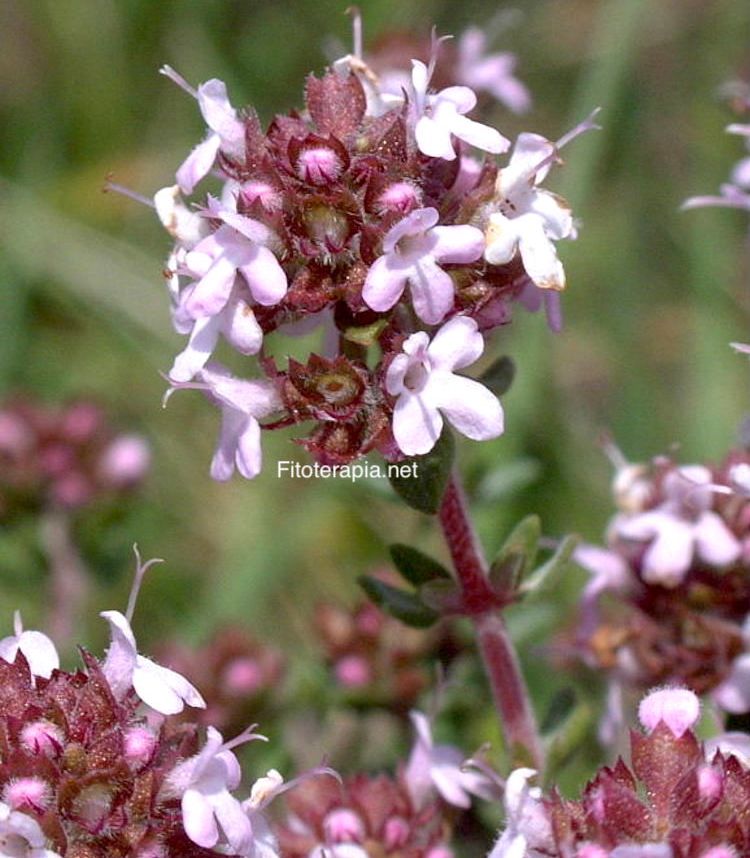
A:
[1,0,749,798]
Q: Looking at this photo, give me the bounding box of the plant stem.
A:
[439,471,544,770]
[41,509,89,648]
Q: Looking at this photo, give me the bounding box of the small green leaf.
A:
[479,355,516,397]
[358,576,439,627]
[388,543,452,586]
[343,318,388,346]
[541,687,577,734]
[388,427,455,515]
[489,515,541,592]
[418,578,463,613]
[520,534,579,600]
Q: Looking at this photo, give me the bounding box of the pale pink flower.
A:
[485,112,600,291]
[0,801,62,858]
[163,726,262,854]
[488,768,553,858]
[363,208,484,324]
[404,710,495,809]
[181,203,287,320]
[410,59,509,161]
[484,133,573,291]
[386,316,504,456]
[100,610,205,715]
[175,364,282,481]
[456,27,531,114]
[615,465,741,587]
[682,183,750,213]
[160,68,246,194]
[0,611,59,680]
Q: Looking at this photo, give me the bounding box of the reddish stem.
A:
[438,471,544,770]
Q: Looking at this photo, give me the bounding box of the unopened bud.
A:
[638,687,700,737]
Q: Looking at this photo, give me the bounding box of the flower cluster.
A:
[0,556,314,858]
[315,591,457,710]
[572,447,750,717]
[492,688,750,858]
[151,20,595,479]
[274,707,494,858]
[0,397,150,514]
[156,625,285,735]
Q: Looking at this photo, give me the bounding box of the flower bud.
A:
[123,726,157,769]
[323,808,365,843]
[3,776,52,812]
[638,687,700,737]
[334,655,371,688]
[98,435,151,487]
[20,719,64,757]
[377,181,421,214]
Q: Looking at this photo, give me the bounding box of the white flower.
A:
[0,801,62,858]
[386,316,503,456]
[410,60,509,161]
[100,610,205,715]
[0,612,58,681]
[196,363,282,481]
[484,133,573,291]
[615,465,741,587]
[163,726,260,854]
[160,68,246,195]
[488,768,553,858]
[362,207,485,325]
[404,710,495,809]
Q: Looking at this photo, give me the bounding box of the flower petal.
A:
[363,256,409,313]
[185,255,238,318]
[516,215,566,291]
[484,213,520,266]
[170,315,222,382]
[694,511,741,567]
[235,416,262,480]
[210,408,248,482]
[427,315,484,371]
[221,296,263,355]
[237,245,288,306]
[427,373,504,441]
[100,610,137,699]
[176,134,221,195]
[182,788,219,848]
[197,79,244,155]
[415,116,457,160]
[449,113,509,154]
[430,224,485,264]
[408,257,455,325]
[392,391,443,457]
[18,631,59,679]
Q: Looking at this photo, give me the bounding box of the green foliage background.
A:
[1,0,749,795]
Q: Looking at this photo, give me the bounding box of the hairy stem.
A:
[439,471,544,770]
[41,509,89,648]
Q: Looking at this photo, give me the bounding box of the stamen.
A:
[598,432,629,471]
[125,544,164,623]
[159,64,198,99]
[222,723,268,752]
[103,177,155,209]
[345,7,363,59]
